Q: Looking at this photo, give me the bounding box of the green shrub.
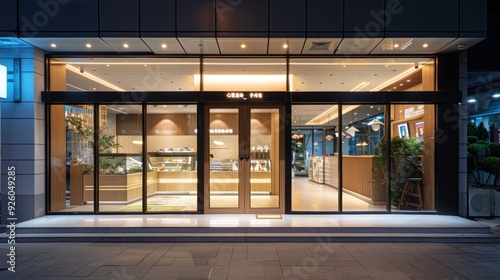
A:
[488,143,500,157]
[467,136,478,144]
[480,157,500,175]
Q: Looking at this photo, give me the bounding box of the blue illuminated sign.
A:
[0,64,6,99]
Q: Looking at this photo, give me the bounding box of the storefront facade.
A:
[0,0,487,222]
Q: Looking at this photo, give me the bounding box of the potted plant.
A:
[373,137,423,205]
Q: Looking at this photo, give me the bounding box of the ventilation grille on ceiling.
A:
[308,41,332,51]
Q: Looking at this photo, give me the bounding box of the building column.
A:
[1,47,45,225]
[458,51,469,217]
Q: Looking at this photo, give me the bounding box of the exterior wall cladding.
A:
[0,0,488,223]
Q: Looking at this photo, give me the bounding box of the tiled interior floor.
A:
[61,176,389,212]
[1,242,499,279]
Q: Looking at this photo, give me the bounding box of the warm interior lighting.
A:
[283,44,288,49]
[194,74,290,91]
[65,64,126,92]
[240,44,246,49]
[367,119,384,131]
[161,44,167,48]
[50,43,56,48]
[422,43,429,48]
[350,82,370,92]
[306,105,359,125]
[370,66,422,92]
[213,139,224,146]
[132,140,143,145]
[325,135,334,141]
[393,43,399,48]
[123,43,129,48]
[85,43,92,48]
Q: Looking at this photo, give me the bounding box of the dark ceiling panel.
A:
[19,0,98,35]
[140,0,176,32]
[216,0,268,33]
[100,0,139,32]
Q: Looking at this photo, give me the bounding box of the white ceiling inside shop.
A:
[55,57,427,124]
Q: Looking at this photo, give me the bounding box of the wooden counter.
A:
[342,156,386,204]
[83,171,158,203]
[208,171,272,193]
[157,171,197,193]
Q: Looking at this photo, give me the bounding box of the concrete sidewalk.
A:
[1,242,499,279]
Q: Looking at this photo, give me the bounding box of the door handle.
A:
[245,155,250,160]
[239,155,244,160]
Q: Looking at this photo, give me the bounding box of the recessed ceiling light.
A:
[144,64,147,67]
[106,64,109,67]
[393,86,397,89]
[394,44,400,48]
[50,43,56,48]
[123,43,129,48]
[86,43,92,48]
[493,93,500,98]
[92,87,96,90]
[406,79,411,82]
[400,83,403,86]
[161,44,167,48]
[241,44,246,49]
[283,44,288,49]
[468,98,477,103]
[422,43,429,48]
[370,106,374,108]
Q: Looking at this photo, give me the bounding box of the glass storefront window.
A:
[147,104,197,212]
[289,58,435,92]
[97,105,143,212]
[49,58,200,91]
[341,104,386,211]
[202,58,287,91]
[291,104,339,211]
[49,104,94,212]
[390,104,435,211]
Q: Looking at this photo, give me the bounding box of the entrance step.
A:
[2,214,499,243]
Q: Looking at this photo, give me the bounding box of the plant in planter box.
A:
[467,141,500,186]
[373,137,423,204]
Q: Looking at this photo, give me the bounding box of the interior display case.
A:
[149,152,197,172]
[148,152,197,193]
[309,156,325,184]
[82,153,156,203]
[210,159,238,171]
[99,153,148,174]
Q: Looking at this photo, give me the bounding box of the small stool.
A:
[397,178,424,210]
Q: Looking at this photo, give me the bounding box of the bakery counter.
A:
[83,171,158,203]
[157,171,197,193]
